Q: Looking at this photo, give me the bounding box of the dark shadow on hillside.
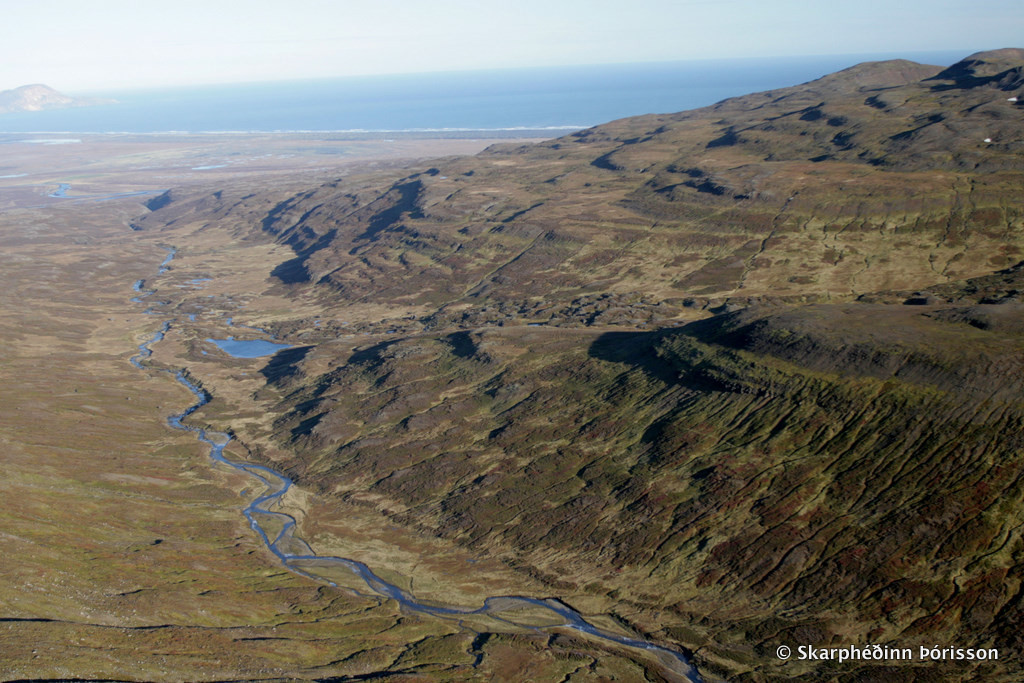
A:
[587,329,682,386]
[259,345,313,385]
[289,409,324,440]
[270,256,311,284]
[144,190,173,211]
[590,151,622,171]
[665,310,747,345]
[928,61,1024,91]
[356,180,424,242]
[588,327,738,457]
[347,338,403,366]
[588,314,754,392]
[446,331,476,359]
[706,129,740,148]
[268,226,337,285]
[261,190,339,284]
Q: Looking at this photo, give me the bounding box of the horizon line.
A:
[53,48,979,96]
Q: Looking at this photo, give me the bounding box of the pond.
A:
[206,337,292,358]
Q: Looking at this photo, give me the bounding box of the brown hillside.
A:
[137,50,1024,680]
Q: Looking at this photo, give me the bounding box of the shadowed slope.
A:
[135,52,1024,320]
[129,50,1024,681]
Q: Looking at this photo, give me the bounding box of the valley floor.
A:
[0,136,686,682]
[3,118,1021,683]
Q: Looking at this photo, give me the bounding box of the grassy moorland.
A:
[4,49,1024,682]
[0,135,679,681]
[124,49,1024,681]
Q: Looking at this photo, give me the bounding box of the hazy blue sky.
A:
[3,0,1021,92]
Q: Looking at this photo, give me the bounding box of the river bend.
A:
[130,246,702,682]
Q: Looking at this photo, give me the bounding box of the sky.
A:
[2,0,1022,93]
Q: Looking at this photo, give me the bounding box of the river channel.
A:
[48,182,166,202]
[130,246,703,682]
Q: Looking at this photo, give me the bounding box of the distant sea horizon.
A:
[0,51,968,135]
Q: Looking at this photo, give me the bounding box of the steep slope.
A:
[238,268,1024,680]
[137,50,1024,680]
[138,49,1024,321]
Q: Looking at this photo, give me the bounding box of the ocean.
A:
[0,52,965,135]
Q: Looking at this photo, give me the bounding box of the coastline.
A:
[0,126,584,138]
[0,131,551,211]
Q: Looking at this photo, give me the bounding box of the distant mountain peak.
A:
[931,48,1024,89]
[807,58,944,91]
[958,47,1024,72]
[0,84,113,114]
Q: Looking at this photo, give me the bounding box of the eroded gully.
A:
[130,246,703,682]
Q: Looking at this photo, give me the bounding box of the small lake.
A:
[207,337,291,358]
